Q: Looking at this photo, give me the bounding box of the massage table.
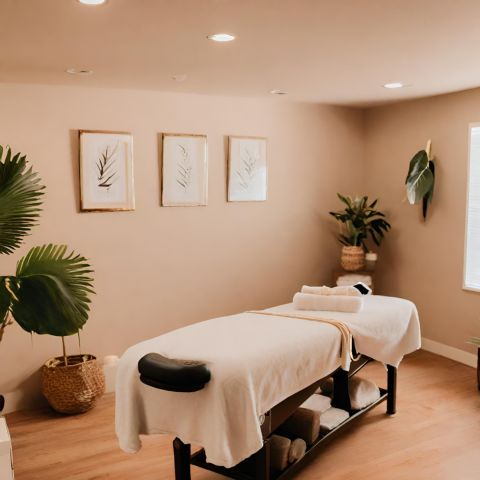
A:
[116,295,421,479]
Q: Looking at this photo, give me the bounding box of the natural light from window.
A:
[464,125,480,290]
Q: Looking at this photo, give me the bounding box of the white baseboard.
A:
[422,337,477,368]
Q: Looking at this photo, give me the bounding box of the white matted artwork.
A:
[79,130,135,211]
[161,133,208,206]
[228,136,267,202]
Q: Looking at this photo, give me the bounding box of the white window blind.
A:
[464,125,480,290]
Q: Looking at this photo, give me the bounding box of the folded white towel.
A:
[301,394,331,413]
[320,407,349,432]
[293,292,363,313]
[336,274,372,287]
[349,376,380,410]
[301,285,362,297]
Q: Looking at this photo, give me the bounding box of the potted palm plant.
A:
[329,193,391,271]
[0,145,102,414]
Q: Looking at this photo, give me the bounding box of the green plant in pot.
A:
[329,193,391,271]
[0,145,103,414]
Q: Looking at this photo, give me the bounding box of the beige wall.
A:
[0,83,365,410]
[364,88,480,355]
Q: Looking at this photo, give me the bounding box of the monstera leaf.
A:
[6,244,94,337]
[405,144,435,220]
[0,146,45,254]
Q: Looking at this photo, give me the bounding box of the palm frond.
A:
[0,146,45,254]
[8,244,95,337]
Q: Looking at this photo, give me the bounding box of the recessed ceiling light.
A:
[207,33,235,42]
[383,82,404,89]
[65,68,93,76]
[78,0,107,5]
[270,89,288,95]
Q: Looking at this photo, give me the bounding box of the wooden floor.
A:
[6,350,480,480]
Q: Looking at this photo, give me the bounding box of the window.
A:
[464,124,480,291]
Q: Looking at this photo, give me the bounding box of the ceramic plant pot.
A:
[340,246,365,272]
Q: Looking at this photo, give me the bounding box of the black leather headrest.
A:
[138,353,211,392]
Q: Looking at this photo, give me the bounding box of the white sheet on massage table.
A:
[115,295,420,468]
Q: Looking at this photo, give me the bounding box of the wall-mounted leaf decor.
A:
[405,139,435,220]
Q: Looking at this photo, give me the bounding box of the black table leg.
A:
[255,438,271,480]
[387,365,397,415]
[173,438,191,480]
[332,369,352,411]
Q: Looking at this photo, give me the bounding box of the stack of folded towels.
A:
[270,375,380,467]
[292,283,371,313]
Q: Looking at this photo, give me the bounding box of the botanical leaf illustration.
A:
[236,147,258,190]
[97,143,118,190]
[176,144,192,192]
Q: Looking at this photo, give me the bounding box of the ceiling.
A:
[1,0,480,107]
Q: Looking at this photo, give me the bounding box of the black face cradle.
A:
[138,353,211,392]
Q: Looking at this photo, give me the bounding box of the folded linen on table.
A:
[269,435,307,471]
[279,407,321,445]
[301,394,331,413]
[301,285,362,297]
[293,292,363,313]
[336,274,372,287]
[318,376,380,410]
[349,376,380,410]
[288,438,307,464]
[320,407,349,432]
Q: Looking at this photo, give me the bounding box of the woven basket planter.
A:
[41,354,105,415]
[340,246,365,272]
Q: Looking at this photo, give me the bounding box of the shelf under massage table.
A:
[115,295,420,479]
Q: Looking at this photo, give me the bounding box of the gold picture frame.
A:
[227,136,267,202]
[79,130,135,212]
[161,133,208,207]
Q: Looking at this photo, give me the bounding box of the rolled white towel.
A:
[293,292,363,313]
[288,438,307,464]
[301,285,362,297]
[349,376,380,410]
[320,407,349,432]
[301,394,331,413]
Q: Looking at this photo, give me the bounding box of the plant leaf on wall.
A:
[405,143,435,220]
[405,150,433,204]
[422,161,435,219]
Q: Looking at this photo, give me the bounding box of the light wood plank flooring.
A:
[6,350,480,480]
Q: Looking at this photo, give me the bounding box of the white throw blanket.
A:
[116,295,420,468]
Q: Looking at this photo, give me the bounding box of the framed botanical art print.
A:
[79,130,135,212]
[228,136,267,202]
[161,133,208,206]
